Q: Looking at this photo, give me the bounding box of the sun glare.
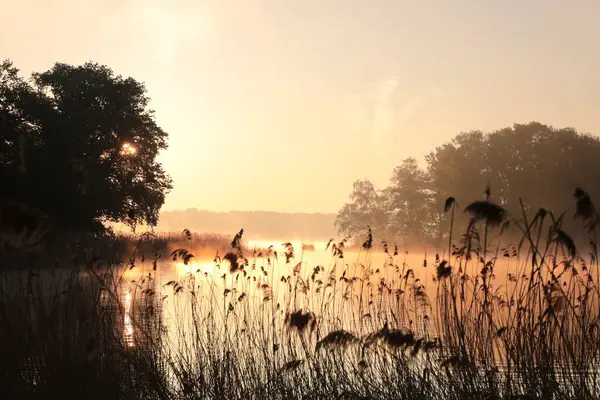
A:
[120,142,137,156]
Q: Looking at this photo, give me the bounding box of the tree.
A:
[337,122,600,244]
[383,158,435,242]
[0,60,172,232]
[426,122,600,236]
[335,179,389,239]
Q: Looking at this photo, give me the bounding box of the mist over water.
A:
[119,238,525,350]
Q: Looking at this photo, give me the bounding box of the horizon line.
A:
[160,208,338,215]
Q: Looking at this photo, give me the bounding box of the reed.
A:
[1,189,599,399]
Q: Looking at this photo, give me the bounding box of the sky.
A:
[2,0,600,213]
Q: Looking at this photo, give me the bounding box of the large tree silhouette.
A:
[427,123,600,231]
[0,60,172,232]
[337,122,600,243]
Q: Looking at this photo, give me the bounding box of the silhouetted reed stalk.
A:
[3,190,600,398]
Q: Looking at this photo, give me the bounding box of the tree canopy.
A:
[336,122,600,244]
[0,60,172,232]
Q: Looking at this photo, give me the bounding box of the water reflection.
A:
[123,290,134,346]
[173,261,216,276]
[117,246,442,352]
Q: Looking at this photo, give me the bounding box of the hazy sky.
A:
[2,0,599,213]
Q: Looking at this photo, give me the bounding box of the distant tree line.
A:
[336,122,600,245]
[0,60,172,233]
[151,210,338,242]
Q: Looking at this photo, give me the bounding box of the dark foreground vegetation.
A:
[1,188,600,399]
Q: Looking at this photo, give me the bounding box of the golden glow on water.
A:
[117,248,450,351]
[247,240,329,252]
[173,261,217,275]
[123,290,134,347]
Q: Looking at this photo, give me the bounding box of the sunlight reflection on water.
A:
[123,290,134,346]
[118,245,442,347]
[117,241,526,355]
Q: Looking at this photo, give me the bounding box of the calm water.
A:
[118,239,524,351]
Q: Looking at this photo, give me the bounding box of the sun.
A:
[120,142,137,156]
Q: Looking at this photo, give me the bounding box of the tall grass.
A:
[1,189,600,399]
